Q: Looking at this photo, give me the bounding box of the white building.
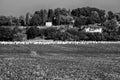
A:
[84,24,103,33]
[45,22,52,27]
[85,27,102,33]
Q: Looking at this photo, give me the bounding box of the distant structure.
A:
[83,24,103,33]
[45,22,52,27]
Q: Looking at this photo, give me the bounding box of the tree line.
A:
[0,7,120,27]
[0,7,120,41]
[0,8,72,26]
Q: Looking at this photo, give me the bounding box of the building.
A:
[45,22,52,27]
[83,24,103,33]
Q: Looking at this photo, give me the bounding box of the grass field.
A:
[0,43,120,80]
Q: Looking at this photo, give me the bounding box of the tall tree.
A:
[7,16,13,26]
[19,15,26,26]
[54,8,61,25]
[48,9,54,22]
[43,9,48,25]
[26,12,30,26]
[30,14,42,26]
[39,9,47,26]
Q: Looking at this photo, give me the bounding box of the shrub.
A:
[49,31,72,41]
[78,32,89,41]
[85,33,105,41]
[38,28,46,38]
[26,26,40,39]
[12,27,27,41]
[44,27,58,38]
[0,16,10,26]
[66,28,79,36]
[66,29,89,41]
[0,27,14,41]
[13,33,27,41]
[103,32,120,41]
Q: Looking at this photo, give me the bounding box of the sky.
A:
[0,0,120,16]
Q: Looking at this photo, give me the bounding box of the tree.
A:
[61,15,73,25]
[34,9,48,26]
[10,17,20,26]
[104,19,118,32]
[89,11,100,24]
[115,13,120,21]
[98,10,106,24]
[54,8,61,25]
[104,19,119,40]
[107,11,115,20]
[71,7,91,17]
[53,8,73,25]
[86,33,105,41]
[71,7,106,25]
[0,27,13,41]
[74,16,87,27]
[19,16,26,26]
[26,12,31,26]
[39,10,44,24]
[26,27,40,39]
[0,16,10,26]
[68,9,71,15]
[43,9,48,25]
[12,27,27,41]
[7,16,13,26]
[30,14,42,26]
[48,9,54,22]
[61,8,68,16]
[44,27,58,37]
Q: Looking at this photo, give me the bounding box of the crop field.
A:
[0,43,120,80]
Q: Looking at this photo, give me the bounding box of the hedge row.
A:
[26,27,120,41]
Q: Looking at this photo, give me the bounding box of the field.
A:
[0,43,120,80]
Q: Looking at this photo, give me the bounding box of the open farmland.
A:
[0,43,120,80]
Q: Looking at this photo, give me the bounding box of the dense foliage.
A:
[0,27,14,41]
[26,27,40,39]
[0,7,120,41]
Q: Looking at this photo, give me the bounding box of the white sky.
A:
[0,0,120,16]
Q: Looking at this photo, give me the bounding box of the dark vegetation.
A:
[0,7,120,41]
